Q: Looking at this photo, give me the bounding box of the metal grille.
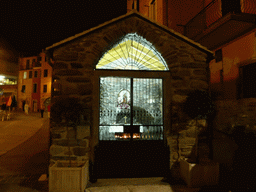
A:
[99,77,163,140]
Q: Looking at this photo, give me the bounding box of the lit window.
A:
[23,72,27,79]
[43,84,47,93]
[96,33,168,71]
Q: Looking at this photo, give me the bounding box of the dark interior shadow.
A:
[229,126,256,192]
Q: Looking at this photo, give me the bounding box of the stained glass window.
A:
[96,33,168,71]
[99,77,163,140]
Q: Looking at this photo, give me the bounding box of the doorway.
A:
[96,77,169,178]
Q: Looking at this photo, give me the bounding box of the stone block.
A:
[171,80,183,88]
[185,128,197,138]
[77,126,90,139]
[190,80,208,90]
[51,133,61,139]
[51,156,77,161]
[77,85,92,96]
[178,55,194,63]
[54,52,78,61]
[172,94,187,103]
[181,62,206,68]
[174,89,194,96]
[82,96,92,103]
[50,145,68,156]
[52,139,78,146]
[82,40,97,47]
[177,69,191,77]
[70,62,83,69]
[179,138,196,145]
[66,77,91,83]
[191,75,208,81]
[76,156,89,162]
[60,131,67,139]
[67,129,76,139]
[172,152,179,160]
[180,151,192,157]
[193,53,207,62]
[53,62,68,69]
[55,69,83,76]
[171,75,183,80]
[73,147,90,156]
[193,69,207,76]
[168,61,180,68]
[62,86,79,95]
[64,150,73,156]
[78,139,89,147]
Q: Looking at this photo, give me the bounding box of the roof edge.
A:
[46,10,214,58]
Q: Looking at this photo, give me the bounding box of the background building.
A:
[127,0,256,189]
[0,38,19,105]
[18,50,52,112]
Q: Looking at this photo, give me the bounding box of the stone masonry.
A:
[46,11,214,179]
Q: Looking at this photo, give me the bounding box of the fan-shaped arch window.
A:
[96,33,168,71]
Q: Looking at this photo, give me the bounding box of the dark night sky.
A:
[0,0,127,56]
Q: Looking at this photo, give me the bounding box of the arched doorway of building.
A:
[95,33,170,178]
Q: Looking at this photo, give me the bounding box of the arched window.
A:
[96,33,168,71]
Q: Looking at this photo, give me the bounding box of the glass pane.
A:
[96,33,168,71]
[100,77,131,126]
[133,78,163,125]
[99,77,163,141]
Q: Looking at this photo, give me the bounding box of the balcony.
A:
[185,0,256,50]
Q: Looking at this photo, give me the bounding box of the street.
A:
[0,112,49,191]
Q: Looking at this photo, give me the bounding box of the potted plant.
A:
[180,89,219,187]
[49,96,90,192]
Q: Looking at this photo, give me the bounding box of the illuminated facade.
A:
[45,1,256,189]
[0,38,19,101]
[46,10,213,181]
[127,0,256,131]
[18,50,52,112]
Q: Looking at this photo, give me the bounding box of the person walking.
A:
[24,102,29,115]
[41,105,45,118]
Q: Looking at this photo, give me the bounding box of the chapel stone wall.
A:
[48,15,212,178]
